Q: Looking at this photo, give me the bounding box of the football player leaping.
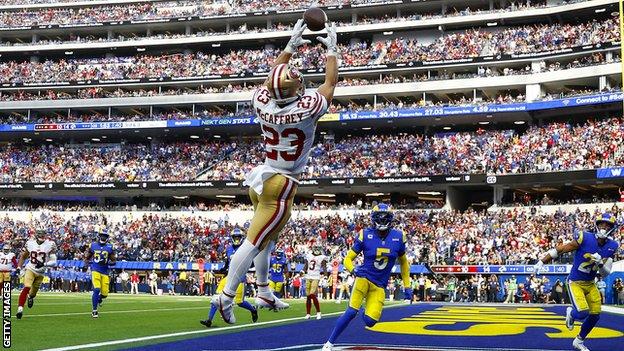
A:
[16,229,57,319]
[211,19,338,324]
[323,204,413,351]
[303,246,327,319]
[535,213,620,351]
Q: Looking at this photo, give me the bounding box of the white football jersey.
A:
[25,239,56,275]
[252,87,328,175]
[0,252,16,272]
[305,253,327,280]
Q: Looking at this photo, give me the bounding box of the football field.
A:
[8,293,624,351]
[8,292,351,351]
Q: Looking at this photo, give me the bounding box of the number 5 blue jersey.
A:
[568,230,619,282]
[90,242,114,275]
[269,257,287,283]
[352,227,406,288]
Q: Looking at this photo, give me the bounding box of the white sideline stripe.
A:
[18,306,208,318]
[40,301,409,351]
[40,311,347,351]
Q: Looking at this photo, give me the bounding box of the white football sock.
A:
[223,240,259,296]
[254,241,275,295]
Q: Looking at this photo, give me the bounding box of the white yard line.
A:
[40,311,346,351]
[17,306,209,318]
[39,302,408,351]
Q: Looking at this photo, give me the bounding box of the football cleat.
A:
[316,312,322,320]
[573,336,590,351]
[91,310,99,319]
[255,292,289,311]
[251,307,258,323]
[27,296,34,308]
[322,341,334,351]
[211,294,235,324]
[16,307,23,320]
[199,319,212,328]
[566,307,574,331]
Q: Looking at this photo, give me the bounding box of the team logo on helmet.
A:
[595,213,617,239]
[266,63,305,104]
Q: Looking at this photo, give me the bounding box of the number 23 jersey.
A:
[569,230,619,282]
[25,239,56,275]
[251,86,328,176]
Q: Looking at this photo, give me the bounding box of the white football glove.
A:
[589,253,602,263]
[533,260,545,275]
[317,22,338,56]
[285,19,311,53]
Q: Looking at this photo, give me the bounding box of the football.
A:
[303,7,327,31]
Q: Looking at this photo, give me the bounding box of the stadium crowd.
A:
[0,0,553,29]
[0,140,235,182]
[0,18,617,85]
[1,205,622,267]
[1,117,623,182]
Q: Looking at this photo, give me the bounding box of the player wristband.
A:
[284,44,295,54]
[547,248,558,259]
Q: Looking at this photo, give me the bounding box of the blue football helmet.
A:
[371,203,393,232]
[275,249,285,261]
[595,213,617,239]
[97,229,110,244]
[231,228,245,247]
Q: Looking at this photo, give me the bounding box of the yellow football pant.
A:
[306,279,319,296]
[349,277,386,321]
[23,270,44,297]
[217,277,244,304]
[248,174,297,250]
[92,271,110,297]
[269,280,284,294]
[568,280,601,314]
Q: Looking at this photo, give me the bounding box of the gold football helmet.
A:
[266,63,305,104]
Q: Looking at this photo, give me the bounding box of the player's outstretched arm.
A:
[398,254,411,288]
[316,22,338,103]
[540,240,580,264]
[272,19,310,68]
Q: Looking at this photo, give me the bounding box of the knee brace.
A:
[362,314,377,328]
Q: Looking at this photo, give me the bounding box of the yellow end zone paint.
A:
[370,306,624,339]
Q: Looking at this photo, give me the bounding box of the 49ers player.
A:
[16,229,57,319]
[304,246,327,320]
[212,18,339,324]
[0,243,18,294]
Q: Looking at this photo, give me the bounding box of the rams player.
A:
[84,230,116,318]
[535,213,620,351]
[211,18,338,324]
[200,228,258,327]
[16,229,57,319]
[322,204,413,351]
[269,250,288,298]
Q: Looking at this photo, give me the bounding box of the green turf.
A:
[8,292,355,351]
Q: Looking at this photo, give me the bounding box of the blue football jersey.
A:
[223,245,238,270]
[568,231,619,282]
[89,242,114,275]
[352,227,406,288]
[269,257,287,282]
